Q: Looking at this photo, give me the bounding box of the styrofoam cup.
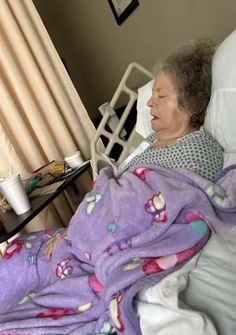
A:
[0,174,31,215]
[64,151,84,169]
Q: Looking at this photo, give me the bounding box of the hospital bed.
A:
[1,31,235,335]
[90,31,236,335]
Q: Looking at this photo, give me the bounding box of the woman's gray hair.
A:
[154,39,216,129]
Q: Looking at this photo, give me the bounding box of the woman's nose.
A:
[147,96,153,107]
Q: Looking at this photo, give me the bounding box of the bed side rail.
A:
[90,62,152,179]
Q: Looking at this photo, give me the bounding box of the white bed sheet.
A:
[135,256,217,335]
[135,225,236,335]
[181,225,236,335]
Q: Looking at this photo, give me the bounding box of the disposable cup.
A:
[64,151,84,169]
[0,174,31,215]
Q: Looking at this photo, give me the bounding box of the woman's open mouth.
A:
[151,115,159,121]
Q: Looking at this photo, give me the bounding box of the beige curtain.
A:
[0,0,96,231]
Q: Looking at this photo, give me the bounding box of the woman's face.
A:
[147,71,191,138]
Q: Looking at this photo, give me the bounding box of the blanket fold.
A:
[0,164,235,335]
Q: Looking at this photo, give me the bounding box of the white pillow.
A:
[136,80,153,138]
[204,30,236,167]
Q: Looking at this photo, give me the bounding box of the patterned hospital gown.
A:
[117,130,223,180]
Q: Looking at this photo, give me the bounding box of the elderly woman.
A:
[117,40,223,181]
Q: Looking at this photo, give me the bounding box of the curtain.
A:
[0,0,96,232]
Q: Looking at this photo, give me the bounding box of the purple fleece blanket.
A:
[0,164,235,335]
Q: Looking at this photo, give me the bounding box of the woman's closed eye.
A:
[152,91,166,99]
[156,90,166,98]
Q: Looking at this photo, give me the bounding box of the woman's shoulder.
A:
[179,130,223,180]
[179,129,224,161]
[180,130,223,152]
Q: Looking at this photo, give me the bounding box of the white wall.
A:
[34,0,236,120]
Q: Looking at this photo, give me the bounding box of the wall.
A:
[33,0,236,120]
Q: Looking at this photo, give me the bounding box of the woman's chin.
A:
[151,120,161,133]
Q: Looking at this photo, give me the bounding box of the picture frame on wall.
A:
[108,0,139,25]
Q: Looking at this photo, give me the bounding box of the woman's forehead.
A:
[153,71,177,93]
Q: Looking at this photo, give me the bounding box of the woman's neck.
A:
[152,128,197,148]
[156,128,196,141]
